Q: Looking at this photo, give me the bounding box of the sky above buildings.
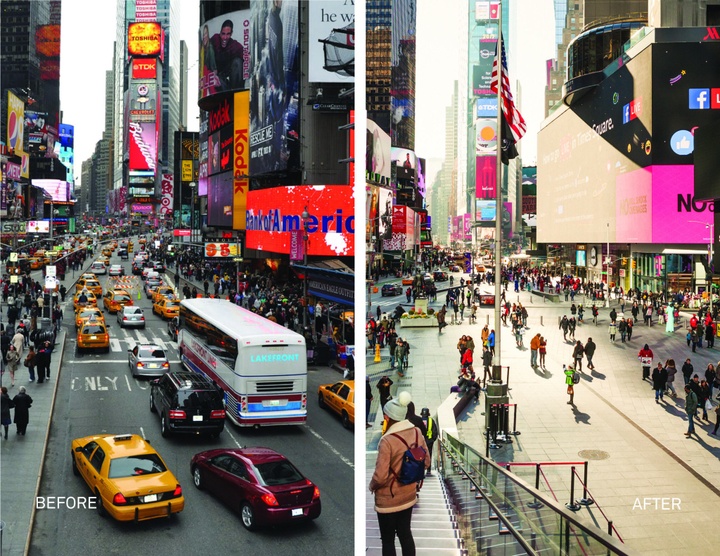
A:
[416,0,557,171]
[60,0,200,181]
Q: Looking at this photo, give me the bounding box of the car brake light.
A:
[169,410,186,419]
[312,486,320,500]
[103,334,109,342]
[123,316,128,321]
[210,409,225,419]
[137,362,144,368]
[260,493,278,506]
[240,396,248,411]
[113,493,127,505]
[162,362,169,368]
[173,484,182,497]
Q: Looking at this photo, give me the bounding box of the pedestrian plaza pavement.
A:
[366,284,720,554]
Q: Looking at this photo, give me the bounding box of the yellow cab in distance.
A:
[71,433,184,522]
[317,380,355,429]
[98,256,111,267]
[77,319,110,352]
[152,286,175,304]
[75,307,105,331]
[79,272,96,282]
[74,289,98,311]
[152,296,180,319]
[29,257,44,270]
[76,277,103,296]
[103,289,134,314]
[101,247,113,258]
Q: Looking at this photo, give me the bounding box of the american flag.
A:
[490,35,527,143]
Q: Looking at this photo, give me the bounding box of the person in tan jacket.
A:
[369,391,430,555]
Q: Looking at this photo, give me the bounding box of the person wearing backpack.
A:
[369,391,430,556]
[564,364,578,405]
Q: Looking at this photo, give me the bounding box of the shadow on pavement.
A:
[571,406,591,425]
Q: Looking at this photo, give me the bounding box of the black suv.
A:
[150,370,226,438]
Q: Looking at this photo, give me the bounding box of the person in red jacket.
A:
[369,392,430,555]
[638,344,654,381]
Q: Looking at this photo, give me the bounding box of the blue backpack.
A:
[390,429,426,490]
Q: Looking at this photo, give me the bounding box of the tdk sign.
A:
[689,89,709,108]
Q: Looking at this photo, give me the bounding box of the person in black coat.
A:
[405,402,427,438]
[652,363,668,403]
[35,341,52,383]
[1,386,13,439]
[376,376,394,410]
[12,386,33,435]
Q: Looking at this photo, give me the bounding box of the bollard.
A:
[486,314,490,326]
[579,461,594,505]
[374,344,381,363]
[540,316,543,326]
[565,466,581,511]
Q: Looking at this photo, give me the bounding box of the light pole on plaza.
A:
[301,206,311,329]
[605,222,610,307]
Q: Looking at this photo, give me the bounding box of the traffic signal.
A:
[621,258,627,266]
[632,260,636,269]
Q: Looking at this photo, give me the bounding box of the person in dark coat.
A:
[405,402,427,438]
[652,363,668,403]
[12,386,33,435]
[1,386,13,439]
[376,376,394,410]
[36,341,52,383]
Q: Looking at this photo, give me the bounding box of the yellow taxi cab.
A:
[29,257,44,270]
[111,240,118,249]
[103,289,134,314]
[71,433,185,521]
[317,380,355,429]
[98,256,111,267]
[74,289,98,311]
[101,247,113,258]
[79,272,97,282]
[127,241,134,251]
[152,286,176,304]
[76,277,103,296]
[75,307,105,331]
[77,320,110,352]
[152,296,180,319]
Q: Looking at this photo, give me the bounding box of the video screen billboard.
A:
[391,147,415,181]
[58,124,74,149]
[245,185,354,256]
[128,22,162,57]
[32,179,69,202]
[377,187,394,241]
[308,0,354,83]
[367,119,391,184]
[475,156,496,199]
[128,121,157,171]
[198,10,251,101]
[132,57,157,79]
[475,118,497,155]
[473,39,496,96]
[129,82,157,122]
[207,172,233,228]
[249,0,300,175]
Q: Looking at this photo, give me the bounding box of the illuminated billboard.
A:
[27,220,50,234]
[367,119,391,185]
[58,124,74,149]
[377,187,394,241]
[132,57,157,79]
[159,173,173,216]
[127,121,157,171]
[308,0,355,83]
[473,39,496,96]
[128,22,162,57]
[198,10,251,101]
[245,185,354,256]
[129,82,157,122]
[391,147,415,181]
[233,91,250,230]
[32,179,70,202]
[207,172,233,228]
[475,118,497,154]
[249,0,300,174]
[476,156,497,199]
[7,91,25,153]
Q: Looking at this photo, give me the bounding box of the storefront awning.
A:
[292,262,353,306]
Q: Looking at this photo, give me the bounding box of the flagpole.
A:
[493,2,504,372]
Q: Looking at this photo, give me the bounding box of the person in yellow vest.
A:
[420,407,438,475]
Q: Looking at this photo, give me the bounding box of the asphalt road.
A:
[29,250,354,555]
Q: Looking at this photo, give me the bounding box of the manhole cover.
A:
[578,450,610,460]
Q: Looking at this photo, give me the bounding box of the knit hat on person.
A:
[383,391,411,422]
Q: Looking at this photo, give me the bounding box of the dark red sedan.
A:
[190,447,321,530]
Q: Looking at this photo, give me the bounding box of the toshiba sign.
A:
[127,22,162,57]
[132,58,157,79]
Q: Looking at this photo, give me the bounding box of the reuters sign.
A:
[128,22,162,57]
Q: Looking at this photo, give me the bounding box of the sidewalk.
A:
[365,286,720,555]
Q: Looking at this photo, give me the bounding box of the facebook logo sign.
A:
[689,88,710,109]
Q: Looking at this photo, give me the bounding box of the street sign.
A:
[46,265,56,277]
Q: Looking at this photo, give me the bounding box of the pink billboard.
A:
[616,165,712,244]
[476,156,496,199]
[128,121,157,171]
[159,173,174,216]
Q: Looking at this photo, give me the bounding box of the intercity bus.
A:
[177,298,307,427]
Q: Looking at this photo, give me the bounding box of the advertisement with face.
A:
[199,10,251,101]
[391,147,415,181]
[245,185,354,256]
[127,121,157,171]
[377,187,394,241]
[366,119,391,184]
[207,172,233,228]
[308,0,354,83]
[249,0,300,174]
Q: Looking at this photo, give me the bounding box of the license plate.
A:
[144,494,158,503]
[291,508,303,517]
[263,399,287,407]
[193,415,203,422]
[90,335,97,340]
[148,363,158,368]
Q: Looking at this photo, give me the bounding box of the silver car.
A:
[145,277,163,298]
[108,264,124,276]
[128,344,169,378]
[117,306,146,328]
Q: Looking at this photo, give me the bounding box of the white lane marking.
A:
[306,425,354,469]
[135,330,150,344]
[140,426,146,439]
[125,375,132,391]
[224,427,245,450]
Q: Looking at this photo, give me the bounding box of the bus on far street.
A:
[177,298,308,427]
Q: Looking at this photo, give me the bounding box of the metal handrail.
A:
[440,433,634,555]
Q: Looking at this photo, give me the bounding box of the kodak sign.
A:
[233,91,249,230]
